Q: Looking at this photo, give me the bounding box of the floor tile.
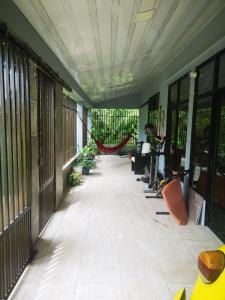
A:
[73,283,122,300]
[9,155,222,300]
[122,282,171,300]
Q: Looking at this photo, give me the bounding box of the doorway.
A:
[38,70,55,233]
[208,93,225,240]
[190,51,225,241]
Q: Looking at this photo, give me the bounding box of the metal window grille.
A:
[0,35,32,300]
[91,109,139,152]
[38,70,55,233]
[63,97,77,164]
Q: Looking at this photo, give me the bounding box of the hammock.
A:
[62,105,132,154]
[94,134,132,154]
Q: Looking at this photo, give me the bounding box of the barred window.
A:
[63,97,77,164]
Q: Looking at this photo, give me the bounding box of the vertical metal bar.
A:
[70,101,72,158]
[50,81,53,177]
[48,80,51,178]
[0,37,5,233]
[63,103,65,163]
[23,55,30,206]
[19,52,26,211]
[66,101,68,161]
[47,80,50,180]
[2,39,12,229]
[12,46,20,218]
[52,83,55,179]
[38,72,42,188]
[15,52,22,215]
[0,238,4,299]
[22,55,28,209]
[9,44,17,223]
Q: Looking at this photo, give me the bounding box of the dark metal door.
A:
[0,36,32,299]
[38,71,55,233]
[208,94,225,241]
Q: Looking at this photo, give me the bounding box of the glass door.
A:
[209,94,225,240]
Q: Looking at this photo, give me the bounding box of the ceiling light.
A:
[135,9,154,23]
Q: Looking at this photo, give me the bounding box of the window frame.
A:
[189,47,225,224]
[166,73,190,170]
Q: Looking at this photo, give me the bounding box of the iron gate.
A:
[91,109,138,151]
[38,71,55,233]
[0,35,32,299]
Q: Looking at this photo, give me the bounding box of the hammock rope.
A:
[62,105,132,153]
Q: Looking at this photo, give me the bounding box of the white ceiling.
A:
[14,0,225,103]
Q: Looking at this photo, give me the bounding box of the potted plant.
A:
[69,172,81,186]
[80,157,95,175]
[75,143,97,175]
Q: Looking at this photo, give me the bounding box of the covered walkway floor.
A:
[10,156,222,300]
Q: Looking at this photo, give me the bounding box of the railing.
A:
[0,209,32,300]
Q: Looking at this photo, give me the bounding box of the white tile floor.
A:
[9,155,223,300]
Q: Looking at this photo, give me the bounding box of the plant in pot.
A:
[69,172,82,186]
[80,157,96,175]
[77,151,96,175]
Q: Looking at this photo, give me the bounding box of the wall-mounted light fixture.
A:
[188,71,197,79]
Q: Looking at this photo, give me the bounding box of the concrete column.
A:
[55,82,64,208]
[77,103,83,151]
[29,59,39,243]
[184,69,196,197]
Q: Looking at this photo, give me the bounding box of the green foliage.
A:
[69,172,81,186]
[75,143,97,169]
[90,109,138,145]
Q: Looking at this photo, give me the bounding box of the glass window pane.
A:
[213,99,225,208]
[170,83,178,103]
[198,60,215,95]
[149,110,158,130]
[148,94,159,130]
[177,102,188,153]
[191,96,212,196]
[180,77,190,102]
[218,53,225,88]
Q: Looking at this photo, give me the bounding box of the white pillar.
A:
[183,69,196,198]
